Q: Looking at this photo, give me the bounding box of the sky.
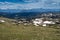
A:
[0,0,60,10]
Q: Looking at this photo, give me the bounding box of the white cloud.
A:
[0,1,60,10]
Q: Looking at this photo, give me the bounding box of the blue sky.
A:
[0,0,22,2]
[0,0,60,10]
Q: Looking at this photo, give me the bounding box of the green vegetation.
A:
[0,17,60,40]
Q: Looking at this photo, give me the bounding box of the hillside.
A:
[0,17,60,40]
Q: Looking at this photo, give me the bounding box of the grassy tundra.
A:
[0,17,60,40]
